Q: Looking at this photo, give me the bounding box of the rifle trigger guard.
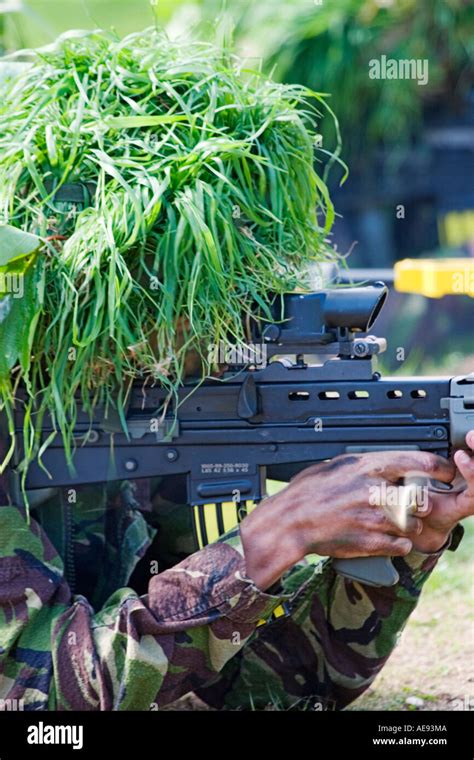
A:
[428,474,467,495]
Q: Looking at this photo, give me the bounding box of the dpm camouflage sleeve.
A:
[0,505,298,711]
[196,547,447,711]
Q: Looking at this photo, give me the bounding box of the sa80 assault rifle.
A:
[7,283,474,586]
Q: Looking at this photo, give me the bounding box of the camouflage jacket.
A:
[0,472,449,711]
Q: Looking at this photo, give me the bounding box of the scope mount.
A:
[239,284,390,367]
[261,324,387,361]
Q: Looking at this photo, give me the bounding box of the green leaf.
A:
[0,225,42,268]
[0,264,42,379]
[104,115,188,128]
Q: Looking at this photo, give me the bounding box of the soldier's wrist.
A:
[240,495,301,591]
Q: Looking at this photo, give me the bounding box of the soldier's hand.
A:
[240,450,455,591]
[408,431,474,554]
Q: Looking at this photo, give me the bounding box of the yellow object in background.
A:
[438,210,474,248]
[394,258,474,298]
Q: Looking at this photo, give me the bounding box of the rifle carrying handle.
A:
[333,556,399,587]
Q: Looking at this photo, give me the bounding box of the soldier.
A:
[0,432,472,711]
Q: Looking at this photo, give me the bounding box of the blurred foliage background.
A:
[0,0,162,46]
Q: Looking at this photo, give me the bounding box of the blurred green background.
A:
[1,0,166,46]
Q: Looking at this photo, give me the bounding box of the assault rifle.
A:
[6,283,474,586]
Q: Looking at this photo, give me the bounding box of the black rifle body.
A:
[6,286,474,586]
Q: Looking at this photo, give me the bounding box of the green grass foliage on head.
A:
[0,27,338,478]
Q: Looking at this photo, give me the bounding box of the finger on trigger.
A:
[368,451,455,484]
[402,454,455,484]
